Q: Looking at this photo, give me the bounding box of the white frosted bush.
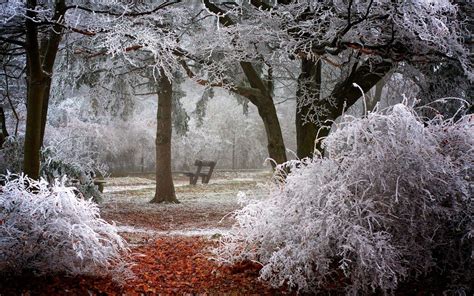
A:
[216,104,473,294]
[0,174,129,277]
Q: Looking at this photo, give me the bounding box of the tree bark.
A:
[256,98,287,165]
[24,76,46,179]
[23,0,65,179]
[0,107,8,147]
[150,70,179,203]
[239,62,287,166]
[367,75,387,112]
[330,61,392,117]
[39,0,65,145]
[296,58,322,159]
[23,0,46,179]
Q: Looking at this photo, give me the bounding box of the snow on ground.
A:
[100,170,271,244]
[115,225,230,237]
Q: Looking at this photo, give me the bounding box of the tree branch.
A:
[177,59,263,105]
[0,36,25,47]
[203,0,235,26]
[329,59,393,117]
[65,0,181,17]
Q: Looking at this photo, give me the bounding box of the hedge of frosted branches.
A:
[0,174,129,277]
[216,104,473,294]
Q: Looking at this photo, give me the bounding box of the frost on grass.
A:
[215,103,473,294]
[0,174,129,278]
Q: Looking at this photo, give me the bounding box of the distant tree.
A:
[172,0,288,167]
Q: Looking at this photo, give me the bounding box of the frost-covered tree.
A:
[0,0,67,179]
[0,0,178,179]
[170,0,290,166]
[69,1,187,203]
[99,5,185,203]
[285,0,472,156]
[189,0,472,158]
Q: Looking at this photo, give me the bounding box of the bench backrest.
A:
[193,160,216,184]
[194,160,215,167]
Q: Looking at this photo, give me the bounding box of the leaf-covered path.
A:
[1,236,289,295]
[1,170,291,295]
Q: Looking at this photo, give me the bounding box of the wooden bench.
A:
[93,179,106,192]
[183,160,216,185]
[70,176,106,193]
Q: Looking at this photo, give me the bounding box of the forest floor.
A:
[1,170,295,295]
[100,170,272,240]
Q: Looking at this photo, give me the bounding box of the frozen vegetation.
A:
[0,0,472,294]
[0,175,129,278]
[216,103,473,294]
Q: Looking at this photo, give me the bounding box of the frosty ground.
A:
[101,170,271,243]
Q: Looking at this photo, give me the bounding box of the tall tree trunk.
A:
[150,70,178,204]
[39,80,52,145]
[0,107,8,147]
[24,78,46,179]
[23,0,45,179]
[202,1,288,167]
[23,0,65,179]
[239,62,287,167]
[256,98,287,165]
[39,1,65,145]
[296,58,322,159]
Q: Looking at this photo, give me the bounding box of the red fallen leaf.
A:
[144,286,156,293]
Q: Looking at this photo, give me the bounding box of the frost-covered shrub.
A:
[216,104,473,294]
[40,146,107,203]
[0,137,106,202]
[0,174,128,277]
